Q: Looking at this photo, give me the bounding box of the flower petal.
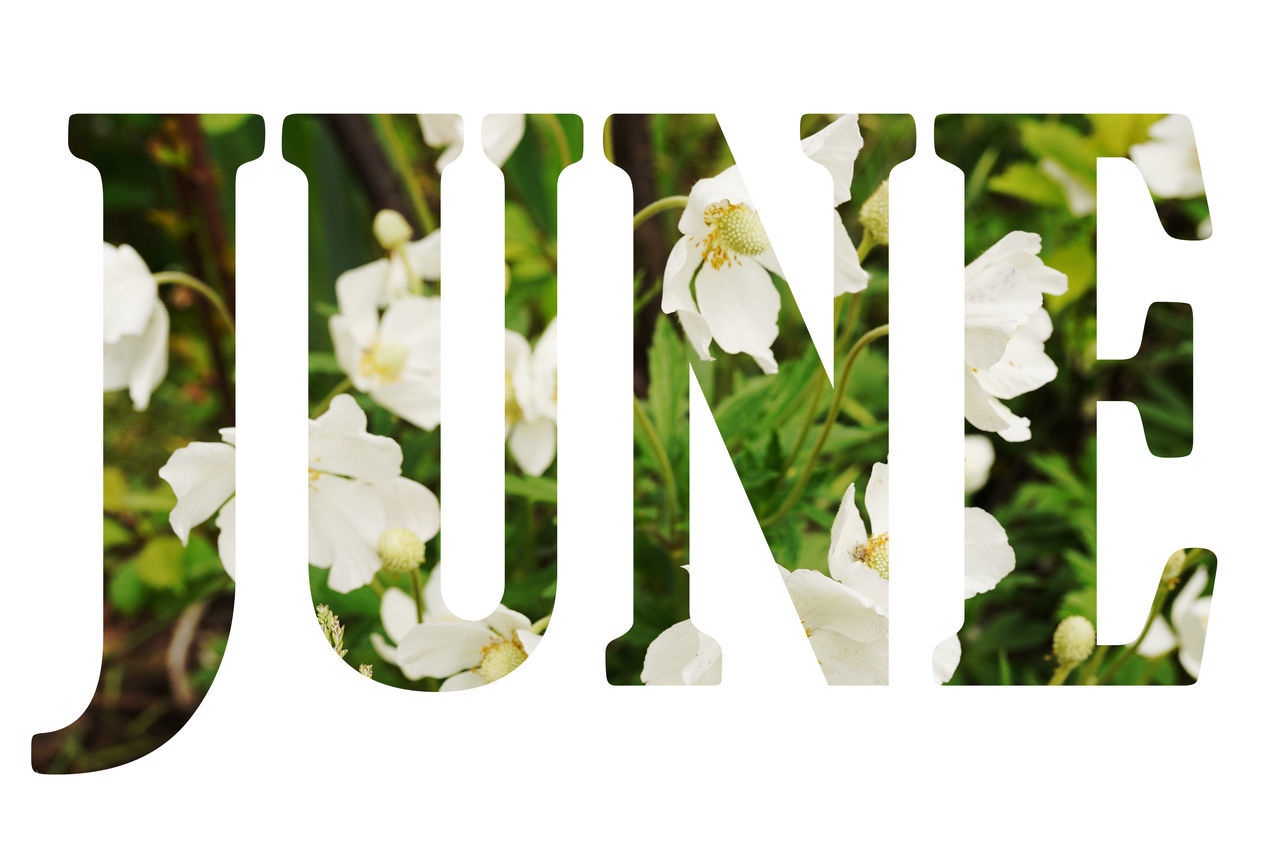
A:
[481,114,526,167]
[934,634,962,684]
[964,368,1031,441]
[693,260,780,374]
[801,114,863,207]
[309,395,403,480]
[976,311,1058,400]
[308,475,387,593]
[964,434,995,494]
[963,507,1015,598]
[807,628,888,685]
[215,496,235,580]
[641,619,721,685]
[833,210,869,296]
[380,586,420,645]
[785,568,884,643]
[103,243,157,343]
[158,436,236,544]
[395,620,494,679]
[508,417,557,477]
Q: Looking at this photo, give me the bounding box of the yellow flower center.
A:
[855,532,890,580]
[360,340,409,384]
[476,633,528,682]
[700,200,769,269]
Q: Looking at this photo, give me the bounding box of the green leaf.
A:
[988,163,1066,207]
[199,114,252,136]
[504,474,557,504]
[103,466,128,513]
[1088,114,1164,157]
[103,518,132,549]
[1018,120,1098,180]
[136,537,186,589]
[108,564,147,615]
[646,315,689,452]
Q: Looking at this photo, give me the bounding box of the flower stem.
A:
[633,195,688,230]
[535,114,573,171]
[312,377,353,418]
[154,271,235,334]
[409,566,425,624]
[634,394,679,537]
[1047,664,1074,686]
[761,323,889,528]
[1097,581,1175,684]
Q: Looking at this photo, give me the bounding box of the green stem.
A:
[857,231,876,262]
[375,114,436,234]
[634,195,688,230]
[397,244,425,295]
[312,377,353,417]
[535,114,572,171]
[154,271,234,334]
[1097,580,1175,684]
[760,323,889,528]
[1047,664,1074,686]
[602,115,614,164]
[1076,646,1107,685]
[409,566,425,624]
[781,375,826,475]
[634,394,678,538]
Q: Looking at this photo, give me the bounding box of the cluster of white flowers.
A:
[661,114,868,375]
[964,232,1068,442]
[642,462,1017,686]
[103,243,169,411]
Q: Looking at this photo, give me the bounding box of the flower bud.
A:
[1053,615,1096,669]
[1162,549,1188,582]
[859,180,890,247]
[373,209,413,250]
[377,527,425,575]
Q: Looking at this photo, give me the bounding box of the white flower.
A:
[158,428,236,579]
[640,619,723,685]
[103,243,168,411]
[827,461,890,616]
[964,434,995,494]
[933,505,1017,683]
[418,114,526,171]
[504,319,557,476]
[336,227,440,308]
[641,563,889,686]
[330,290,441,432]
[1129,115,1205,198]
[964,231,1068,442]
[1138,566,1212,679]
[661,115,866,375]
[373,565,542,690]
[308,394,440,593]
[643,460,891,686]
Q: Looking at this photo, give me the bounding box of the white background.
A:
[2,1,1274,849]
